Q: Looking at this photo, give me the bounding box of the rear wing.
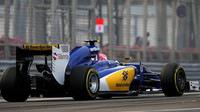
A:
[23,44,59,51]
[16,44,59,57]
[16,44,70,85]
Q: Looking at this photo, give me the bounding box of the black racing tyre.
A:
[69,66,99,100]
[161,63,186,96]
[0,67,30,102]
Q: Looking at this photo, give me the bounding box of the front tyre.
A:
[69,66,99,100]
[161,63,186,96]
[0,67,30,102]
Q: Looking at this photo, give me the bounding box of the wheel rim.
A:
[177,70,186,90]
[89,73,99,93]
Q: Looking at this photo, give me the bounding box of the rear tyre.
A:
[0,67,30,102]
[161,63,186,96]
[69,66,99,100]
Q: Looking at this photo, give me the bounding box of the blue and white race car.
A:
[0,40,187,101]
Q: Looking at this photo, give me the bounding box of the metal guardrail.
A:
[0,44,200,63]
[112,48,200,63]
[0,60,200,81]
[143,63,200,81]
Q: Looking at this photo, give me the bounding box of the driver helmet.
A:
[99,53,108,61]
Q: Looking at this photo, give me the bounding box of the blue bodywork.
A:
[67,44,161,91]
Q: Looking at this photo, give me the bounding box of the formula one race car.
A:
[0,40,187,102]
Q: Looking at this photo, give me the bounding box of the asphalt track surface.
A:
[0,92,200,112]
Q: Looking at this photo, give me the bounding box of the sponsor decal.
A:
[116,83,130,87]
[122,71,128,81]
[52,45,69,85]
[90,47,100,52]
[23,44,59,50]
[53,52,69,61]
[108,60,116,65]
[106,68,135,91]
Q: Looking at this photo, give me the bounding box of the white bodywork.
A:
[189,81,199,91]
[52,45,70,85]
[100,73,113,91]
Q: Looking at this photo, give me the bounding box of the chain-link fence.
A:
[0,0,200,63]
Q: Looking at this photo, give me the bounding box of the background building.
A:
[0,0,200,63]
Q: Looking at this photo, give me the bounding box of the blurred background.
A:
[0,0,200,63]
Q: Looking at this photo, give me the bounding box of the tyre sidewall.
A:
[0,67,17,95]
[0,67,30,102]
[85,68,99,98]
[174,66,186,95]
[69,66,99,100]
[161,63,186,96]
